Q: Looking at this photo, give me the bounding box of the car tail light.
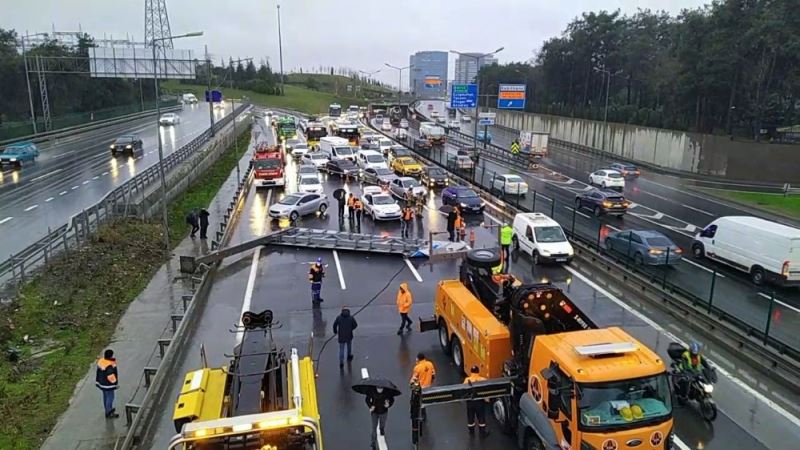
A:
[782,261,790,277]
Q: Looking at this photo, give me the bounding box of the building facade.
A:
[409,51,448,97]
[454,53,497,85]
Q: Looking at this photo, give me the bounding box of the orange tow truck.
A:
[418,249,675,450]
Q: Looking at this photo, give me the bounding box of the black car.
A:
[420,166,449,188]
[442,186,485,214]
[360,142,381,152]
[325,158,359,177]
[608,162,641,178]
[110,134,143,156]
[575,188,630,217]
[413,138,433,152]
[389,146,412,161]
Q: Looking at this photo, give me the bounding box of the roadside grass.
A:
[165,81,369,115]
[701,189,800,218]
[0,124,252,449]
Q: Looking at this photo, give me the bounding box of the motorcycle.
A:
[667,342,718,422]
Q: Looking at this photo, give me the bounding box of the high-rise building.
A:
[454,53,498,84]
[409,51,448,97]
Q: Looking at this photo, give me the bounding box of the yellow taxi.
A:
[391,156,423,176]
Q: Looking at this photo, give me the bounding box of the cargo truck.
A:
[520,131,549,158]
[419,122,446,145]
[418,249,674,450]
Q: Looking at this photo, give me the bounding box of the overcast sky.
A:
[3,0,708,87]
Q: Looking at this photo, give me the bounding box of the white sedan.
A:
[361,186,402,221]
[291,143,310,158]
[492,174,529,196]
[381,119,393,131]
[159,113,180,126]
[301,152,329,169]
[297,174,324,194]
[589,169,625,190]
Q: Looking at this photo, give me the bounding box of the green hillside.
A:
[285,73,393,98]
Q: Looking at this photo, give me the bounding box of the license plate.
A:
[556,258,567,262]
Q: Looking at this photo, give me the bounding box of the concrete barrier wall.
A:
[493,109,800,183]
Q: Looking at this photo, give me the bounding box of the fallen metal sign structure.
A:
[181,227,431,273]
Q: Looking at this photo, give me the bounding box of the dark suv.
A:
[575,189,630,216]
[110,134,143,156]
[442,186,485,214]
[413,138,432,151]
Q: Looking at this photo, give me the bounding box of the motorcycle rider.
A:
[676,341,714,399]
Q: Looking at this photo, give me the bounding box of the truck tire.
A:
[438,321,451,355]
[750,266,766,286]
[466,248,501,270]
[524,432,545,450]
[492,397,514,435]
[692,243,705,258]
[451,337,465,375]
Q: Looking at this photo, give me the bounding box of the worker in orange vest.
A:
[396,282,413,335]
[96,349,120,418]
[353,197,364,231]
[410,352,436,421]
[453,210,464,243]
[464,365,489,436]
[347,193,356,220]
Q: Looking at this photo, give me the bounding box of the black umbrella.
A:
[333,188,346,201]
[352,376,401,397]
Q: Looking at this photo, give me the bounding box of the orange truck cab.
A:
[421,249,674,450]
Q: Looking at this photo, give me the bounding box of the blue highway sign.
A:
[450,84,478,109]
[497,84,526,109]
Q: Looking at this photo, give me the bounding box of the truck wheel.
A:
[532,250,540,266]
[451,337,465,375]
[466,248,501,270]
[524,432,545,450]
[438,322,451,355]
[492,397,514,435]
[692,243,705,258]
[750,267,766,286]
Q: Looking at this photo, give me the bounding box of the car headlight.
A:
[460,202,468,208]
[110,145,115,149]
[125,145,132,149]
[540,249,551,256]
[702,383,714,394]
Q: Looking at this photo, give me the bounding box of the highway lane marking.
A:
[681,203,715,217]
[0,217,12,225]
[59,190,68,195]
[102,171,109,176]
[404,258,423,283]
[638,177,734,209]
[236,190,271,346]
[565,265,800,430]
[24,205,38,212]
[92,175,99,180]
[45,197,54,202]
[637,189,677,203]
[82,180,90,185]
[332,250,347,290]
[626,212,695,238]
[681,258,725,277]
[563,205,590,219]
[361,367,369,379]
[28,168,64,183]
[757,292,800,314]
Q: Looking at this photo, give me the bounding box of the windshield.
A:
[456,190,479,199]
[337,160,357,169]
[115,136,134,143]
[398,158,417,165]
[366,155,384,163]
[579,374,672,430]
[379,139,392,146]
[608,172,623,179]
[405,179,420,188]
[606,196,625,202]
[255,159,281,170]
[428,168,445,177]
[374,168,393,176]
[300,177,320,185]
[506,175,523,183]
[534,226,567,243]
[279,195,302,205]
[335,146,354,155]
[372,195,395,205]
[299,166,316,174]
[309,153,327,160]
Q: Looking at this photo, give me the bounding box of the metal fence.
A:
[0,103,249,287]
[402,115,800,360]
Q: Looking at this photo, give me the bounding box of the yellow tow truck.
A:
[169,309,322,450]
[417,249,675,450]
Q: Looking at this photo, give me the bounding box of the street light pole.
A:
[19,33,47,134]
[358,69,381,101]
[152,31,203,254]
[277,3,285,96]
[205,45,215,136]
[593,67,620,150]
[450,47,504,145]
[384,63,411,105]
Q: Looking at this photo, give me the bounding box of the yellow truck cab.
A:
[421,249,674,450]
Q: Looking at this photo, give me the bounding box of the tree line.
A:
[478,0,800,139]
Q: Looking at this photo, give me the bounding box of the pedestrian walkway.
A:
[40,146,254,450]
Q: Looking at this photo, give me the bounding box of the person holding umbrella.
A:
[352,377,400,450]
[334,188,347,221]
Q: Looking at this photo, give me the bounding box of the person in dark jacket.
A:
[337,192,347,221]
[446,208,458,242]
[366,387,395,449]
[186,208,199,238]
[95,349,119,418]
[309,257,325,305]
[332,306,358,368]
[198,208,210,239]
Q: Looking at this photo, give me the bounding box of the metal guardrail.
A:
[0,104,250,287]
[0,104,182,147]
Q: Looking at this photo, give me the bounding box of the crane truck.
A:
[418,249,675,450]
[170,309,322,450]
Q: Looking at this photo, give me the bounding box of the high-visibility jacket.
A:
[500,225,513,246]
[403,208,414,221]
[354,199,363,210]
[463,373,486,384]
[347,196,355,207]
[412,359,436,388]
[454,214,463,229]
[96,357,119,390]
[680,351,704,373]
[396,283,413,313]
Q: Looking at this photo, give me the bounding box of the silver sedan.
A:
[268,193,328,221]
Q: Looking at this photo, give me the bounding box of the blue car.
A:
[476,130,492,144]
[605,230,683,265]
[442,186,485,214]
[0,141,39,168]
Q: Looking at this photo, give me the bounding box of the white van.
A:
[317,136,355,161]
[357,150,388,170]
[512,213,574,264]
[182,93,198,104]
[692,216,800,286]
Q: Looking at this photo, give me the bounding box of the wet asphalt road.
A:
[146,115,798,450]
[0,102,233,259]
[412,100,800,354]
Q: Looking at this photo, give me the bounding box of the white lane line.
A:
[0,217,12,225]
[45,197,54,202]
[102,171,109,176]
[332,250,347,290]
[563,205,590,219]
[82,180,90,185]
[361,367,370,379]
[236,190,271,345]
[681,258,725,277]
[404,258,423,283]
[29,168,64,183]
[484,211,503,225]
[92,175,99,180]
[626,212,695,238]
[638,189,677,203]
[59,190,68,196]
[565,265,800,429]
[605,224,621,231]
[757,292,800,314]
[681,203,715,216]
[24,204,38,212]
